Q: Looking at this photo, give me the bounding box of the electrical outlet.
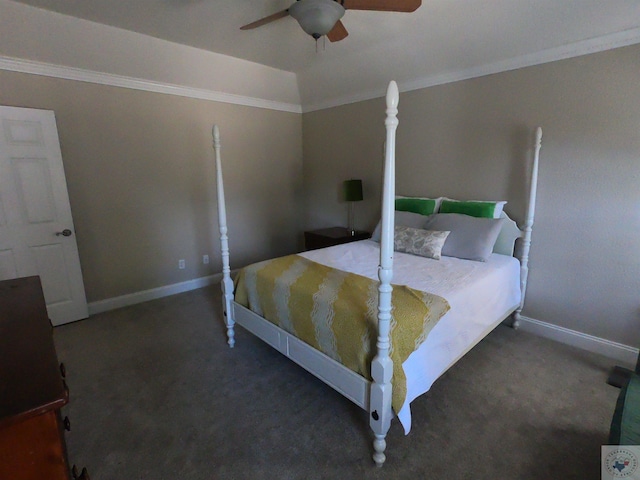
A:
[203,254,209,265]
[178,259,185,269]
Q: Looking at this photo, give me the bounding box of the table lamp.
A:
[344,179,363,236]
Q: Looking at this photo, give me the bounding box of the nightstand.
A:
[304,227,370,251]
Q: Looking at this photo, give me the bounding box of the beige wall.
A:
[302,44,640,347]
[2,36,638,348]
[0,70,303,302]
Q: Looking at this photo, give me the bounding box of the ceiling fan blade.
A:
[240,9,290,30]
[341,0,421,12]
[327,20,348,42]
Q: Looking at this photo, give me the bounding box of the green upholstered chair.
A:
[610,373,640,445]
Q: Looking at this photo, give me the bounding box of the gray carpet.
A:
[54,286,620,479]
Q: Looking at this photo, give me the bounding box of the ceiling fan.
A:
[241,0,422,42]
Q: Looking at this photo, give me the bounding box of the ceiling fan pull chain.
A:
[315,35,327,53]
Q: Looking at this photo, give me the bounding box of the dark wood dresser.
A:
[0,276,88,480]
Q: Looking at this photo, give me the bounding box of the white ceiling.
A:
[10,0,640,109]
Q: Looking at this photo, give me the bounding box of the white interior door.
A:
[0,106,88,325]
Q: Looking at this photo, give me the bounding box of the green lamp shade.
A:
[344,179,363,202]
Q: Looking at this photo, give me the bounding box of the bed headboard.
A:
[493,212,522,257]
[493,127,542,259]
[496,126,542,329]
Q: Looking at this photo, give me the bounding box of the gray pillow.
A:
[422,213,505,262]
[371,210,430,242]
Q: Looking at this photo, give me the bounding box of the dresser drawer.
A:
[0,410,70,480]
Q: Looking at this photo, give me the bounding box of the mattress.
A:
[299,239,521,433]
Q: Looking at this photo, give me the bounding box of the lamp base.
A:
[347,202,356,236]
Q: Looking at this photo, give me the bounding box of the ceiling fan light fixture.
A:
[289,0,345,39]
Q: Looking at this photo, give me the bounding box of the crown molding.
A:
[0,55,303,114]
[3,25,639,115]
[302,26,640,113]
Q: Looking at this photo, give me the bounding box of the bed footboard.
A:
[234,301,372,409]
[368,80,399,468]
[211,81,400,468]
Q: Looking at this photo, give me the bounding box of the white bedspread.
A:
[299,239,521,433]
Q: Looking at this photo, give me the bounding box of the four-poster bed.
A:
[212,81,542,467]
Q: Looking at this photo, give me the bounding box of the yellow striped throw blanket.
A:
[234,254,450,414]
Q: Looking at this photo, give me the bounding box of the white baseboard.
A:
[518,315,638,367]
[87,273,222,315]
[88,282,638,367]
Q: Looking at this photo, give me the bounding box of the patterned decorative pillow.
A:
[394,226,450,260]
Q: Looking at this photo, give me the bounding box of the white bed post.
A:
[513,126,542,329]
[212,125,236,347]
[370,81,399,468]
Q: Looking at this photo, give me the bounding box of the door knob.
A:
[56,229,72,237]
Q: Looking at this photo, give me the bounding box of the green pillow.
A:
[395,197,437,216]
[439,199,505,218]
